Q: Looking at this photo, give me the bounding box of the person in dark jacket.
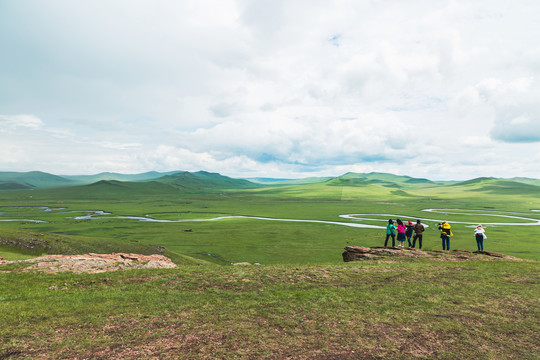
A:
[412,219,425,249]
[405,221,414,247]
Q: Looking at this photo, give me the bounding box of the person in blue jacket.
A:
[405,220,414,247]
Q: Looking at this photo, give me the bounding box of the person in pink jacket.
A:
[396,219,407,248]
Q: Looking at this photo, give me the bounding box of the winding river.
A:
[1,207,540,228]
[340,209,540,227]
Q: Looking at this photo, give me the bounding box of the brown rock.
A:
[342,246,522,263]
[344,246,371,254]
[369,247,404,256]
[342,252,379,262]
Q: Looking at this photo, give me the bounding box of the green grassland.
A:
[0,172,539,358]
[0,172,539,263]
[1,261,539,359]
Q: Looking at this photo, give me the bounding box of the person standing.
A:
[412,219,425,249]
[405,221,414,247]
[438,221,453,250]
[474,225,486,251]
[385,219,396,247]
[396,219,407,248]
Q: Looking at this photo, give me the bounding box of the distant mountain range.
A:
[0,170,539,192]
[63,171,181,184]
[0,170,258,192]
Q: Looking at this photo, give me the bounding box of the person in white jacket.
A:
[474,225,486,251]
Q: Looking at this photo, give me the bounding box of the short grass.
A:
[0,260,538,359]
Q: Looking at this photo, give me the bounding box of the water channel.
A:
[1,207,540,228]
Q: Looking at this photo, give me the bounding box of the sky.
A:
[1,0,539,181]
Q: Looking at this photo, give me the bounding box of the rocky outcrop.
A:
[343,246,522,262]
[0,253,176,273]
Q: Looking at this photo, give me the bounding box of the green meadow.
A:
[0,172,539,358]
[1,173,539,263]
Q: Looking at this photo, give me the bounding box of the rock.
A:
[344,246,371,254]
[342,251,379,262]
[343,246,523,262]
[232,262,251,266]
[369,247,406,256]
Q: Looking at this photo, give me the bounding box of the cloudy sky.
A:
[1,0,539,180]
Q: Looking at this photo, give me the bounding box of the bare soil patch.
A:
[0,253,176,273]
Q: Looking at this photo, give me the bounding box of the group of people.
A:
[385,219,425,248]
[384,219,487,251]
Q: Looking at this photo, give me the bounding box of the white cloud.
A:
[0,114,44,131]
[450,77,540,143]
[0,1,539,179]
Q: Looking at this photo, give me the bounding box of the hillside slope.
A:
[63,171,180,184]
[451,177,540,195]
[0,171,75,189]
[155,170,259,190]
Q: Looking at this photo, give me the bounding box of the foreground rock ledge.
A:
[342,246,523,262]
[0,253,176,273]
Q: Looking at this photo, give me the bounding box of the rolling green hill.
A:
[451,177,497,186]
[0,170,259,192]
[23,180,181,201]
[331,172,440,188]
[449,177,540,195]
[1,170,538,194]
[155,170,259,190]
[18,171,261,201]
[0,182,33,190]
[0,171,75,189]
[478,179,540,195]
[248,176,333,185]
[326,173,400,188]
[63,171,180,185]
[509,177,540,186]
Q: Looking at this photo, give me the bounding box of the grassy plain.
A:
[1,261,539,359]
[1,177,539,263]
[0,175,539,358]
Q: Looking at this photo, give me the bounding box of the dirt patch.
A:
[0,253,176,274]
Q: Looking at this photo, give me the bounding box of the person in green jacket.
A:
[384,219,396,247]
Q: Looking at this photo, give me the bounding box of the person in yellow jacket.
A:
[438,221,453,250]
